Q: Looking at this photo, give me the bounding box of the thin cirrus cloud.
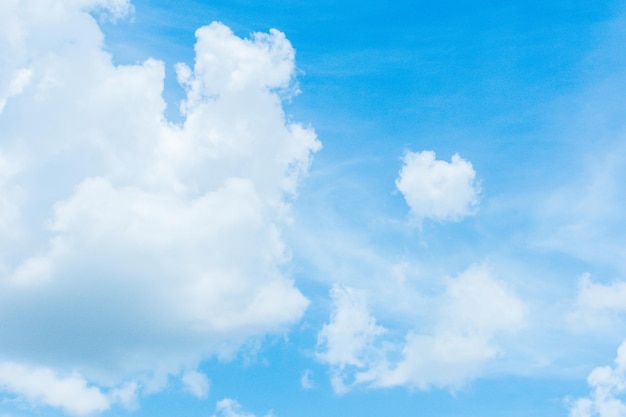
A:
[0,0,319,413]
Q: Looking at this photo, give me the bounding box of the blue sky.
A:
[1,0,626,416]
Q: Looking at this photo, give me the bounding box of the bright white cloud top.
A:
[0,0,319,413]
[1,0,626,416]
[396,150,479,222]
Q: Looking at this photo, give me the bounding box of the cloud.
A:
[182,370,210,399]
[569,341,626,417]
[567,274,626,333]
[316,286,388,394]
[378,266,526,390]
[0,362,112,416]
[300,370,314,389]
[0,0,319,413]
[212,399,274,417]
[316,265,525,392]
[395,150,479,222]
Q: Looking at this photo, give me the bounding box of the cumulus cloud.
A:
[396,150,479,222]
[0,0,319,413]
[0,362,136,416]
[316,265,525,392]
[569,341,626,417]
[378,266,526,389]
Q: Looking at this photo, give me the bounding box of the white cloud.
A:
[300,370,314,389]
[316,285,388,393]
[0,362,109,416]
[182,370,210,399]
[569,341,626,417]
[567,274,626,333]
[0,0,319,413]
[316,286,387,368]
[395,150,479,222]
[316,265,525,392]
[108,382,138,411]
[0,68,32,113]
[212,398,275,417]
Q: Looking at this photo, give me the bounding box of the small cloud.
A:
[300,369,314,389]
[212,398,275,417]
[396,150,479,223]
[315,285,387,371]
[182,370,210,400]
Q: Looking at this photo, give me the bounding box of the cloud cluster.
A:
[569,341,626,417]
[0,0,319,414]
[316,265,525,392]
[396,150,479,223]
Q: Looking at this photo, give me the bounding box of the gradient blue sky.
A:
[1,1,626,416]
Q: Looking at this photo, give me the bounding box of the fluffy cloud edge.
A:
[316,265,526,392]
[0,1,319,413]
[0,362,138,416]
[396,150,480,223]
[568,340,626,417]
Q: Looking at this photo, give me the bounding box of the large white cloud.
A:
[0,0,319,414]
[396,150,479,222]
[316,265,526,392]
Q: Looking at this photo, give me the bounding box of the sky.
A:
[1,0,626,416]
